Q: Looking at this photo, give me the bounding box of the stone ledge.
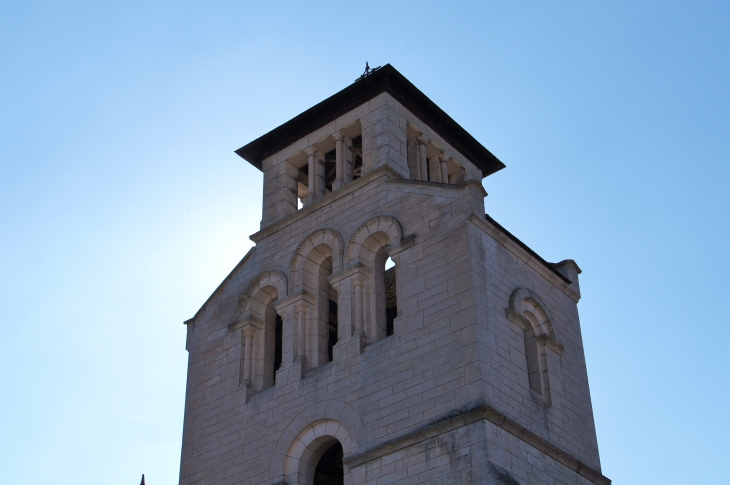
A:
[345,399,610,485]
[251,165,403,243]
[384,177,488,198]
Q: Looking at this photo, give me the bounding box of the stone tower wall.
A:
[178,95,606,485]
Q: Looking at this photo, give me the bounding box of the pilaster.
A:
[360,95,409,179]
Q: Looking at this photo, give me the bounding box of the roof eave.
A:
[235,64,505,178]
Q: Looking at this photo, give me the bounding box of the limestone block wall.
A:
[179,164,605,484]
[347,419,597,485]
[467,217,601,469]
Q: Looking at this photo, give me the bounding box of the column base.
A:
[275,358,306,386]
[242,384,254,404]
[347,334,367,358]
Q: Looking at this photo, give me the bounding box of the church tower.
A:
[179,65,609,485]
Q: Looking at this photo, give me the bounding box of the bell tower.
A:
[179,65,609,485]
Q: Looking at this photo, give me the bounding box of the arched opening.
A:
[506,288,561,406]
[447,158,466,184]
[247,284,283,391]
[328,291,338,362]
[273,313,283,384]
[358,231,396,341]
[313,442,343,485]
[384,256,396,337]
[351,135,362,181]
[521,298,551,403]
[522,317,541,396]
[303,244,338,367]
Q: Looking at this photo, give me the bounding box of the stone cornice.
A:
[235,64,505,178]
[385,177,488,198]
[468,213,580,303]
[344,399,610,485]
[250,165,403,243]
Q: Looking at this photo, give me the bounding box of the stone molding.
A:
[235,269,288,319]
[227,314,263,334]
[344,214,403,266]
[345,399,610,485]
[250,165,404,244]
[506,287,564,353]
[273,289,316,311]
[468,213,581,303]
[268,399,364,483]
[385,177,488,197]
[288,228,344,293]
[327,263,373,287]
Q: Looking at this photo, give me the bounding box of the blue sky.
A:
[1,1,728,484]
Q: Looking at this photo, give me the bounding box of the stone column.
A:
[439,153,449,184]
[273,290,314,385]
[328,264,372,358]
[304,146,317,206]
[227,315,262,392]
[241,326,255,388]
[333,131,345,191]
[344,135,354,184]
[353,278,364,337]
[417,136,429,181]
[328,275,349,362]
[295,305,306,361]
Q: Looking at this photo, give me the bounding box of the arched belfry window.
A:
[301,245,338,366]
[506,288,565,405]
[231,271,288,394]
[288,229,344,367]
[342,215,407,345]
[251,288,282,390]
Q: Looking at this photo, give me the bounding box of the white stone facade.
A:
[179,71,608,485]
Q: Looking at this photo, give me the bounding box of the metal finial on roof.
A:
[140,474,145,485]
[357,62,381,81]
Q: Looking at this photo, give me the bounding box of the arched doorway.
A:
[312,441,343,485]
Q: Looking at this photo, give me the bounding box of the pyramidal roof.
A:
[236,64,505,178]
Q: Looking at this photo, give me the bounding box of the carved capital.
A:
[274,289,315,312]
[328,263,373,286]
[333,131,345,142]
[228,315,263,333]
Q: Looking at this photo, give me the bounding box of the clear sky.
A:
[1,1,728,484]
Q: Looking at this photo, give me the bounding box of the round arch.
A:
[283,419,349,484]
[289,228,344,293]
[269,400,363,483]
[344,215,403,266]
[507,287,557,338]
[236,270,288,318]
